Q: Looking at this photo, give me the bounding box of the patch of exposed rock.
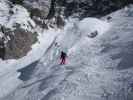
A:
[0,25,37,60]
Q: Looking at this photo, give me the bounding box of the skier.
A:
[0,37,5,60]
[60,51,67,65]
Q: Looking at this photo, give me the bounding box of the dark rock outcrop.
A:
[1,26,37,60]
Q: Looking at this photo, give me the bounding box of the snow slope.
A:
[1,5,133,100]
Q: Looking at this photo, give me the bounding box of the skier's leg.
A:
[60,58,63,64]
[3,48,6,60]
[0,48,4,60]
[0,48,2,60]
[62,59,64,64]
[63,58,66,64]
[2,48,5,60]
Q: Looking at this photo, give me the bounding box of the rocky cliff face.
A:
[9,0,133,19]
[23,0,65,29]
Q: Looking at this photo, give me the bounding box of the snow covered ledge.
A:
[78,17,111,38]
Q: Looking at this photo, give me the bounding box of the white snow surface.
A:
[1,5,133,100]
